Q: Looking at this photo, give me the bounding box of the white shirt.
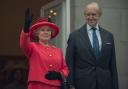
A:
[87,24,102,51]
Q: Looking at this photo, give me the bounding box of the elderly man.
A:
[66,2,118,89]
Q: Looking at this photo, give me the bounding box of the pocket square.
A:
[105,42,112,44]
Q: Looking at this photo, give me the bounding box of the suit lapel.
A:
[98,27,106,60]
[78,24,96,59]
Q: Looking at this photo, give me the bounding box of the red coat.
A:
[20,31,69,86]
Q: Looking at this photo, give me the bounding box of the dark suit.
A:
[66,24,118,89]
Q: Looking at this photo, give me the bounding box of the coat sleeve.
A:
[20,30,33,57]
[110,35,119,89]
[66,34,75,86]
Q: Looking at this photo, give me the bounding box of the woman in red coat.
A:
[20,9,69,89]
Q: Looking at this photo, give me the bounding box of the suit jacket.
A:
[66,24,118,89]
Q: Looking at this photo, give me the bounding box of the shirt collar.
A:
[87,24,99,31]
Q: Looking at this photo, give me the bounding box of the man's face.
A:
[84,6,101,27]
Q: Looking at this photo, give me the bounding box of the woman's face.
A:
[36,26,52,41]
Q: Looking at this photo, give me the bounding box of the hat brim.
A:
[29,22,59,40]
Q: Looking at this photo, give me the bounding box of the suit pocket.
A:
[104,43,112,52]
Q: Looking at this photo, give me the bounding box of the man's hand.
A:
[69,85,75,89]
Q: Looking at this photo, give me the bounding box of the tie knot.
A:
[91,27,96,30]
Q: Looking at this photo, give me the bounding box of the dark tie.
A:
[92,27,99,58]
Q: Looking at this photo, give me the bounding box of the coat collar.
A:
[79,24,96,59]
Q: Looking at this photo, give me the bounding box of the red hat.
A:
[29,17,59,40]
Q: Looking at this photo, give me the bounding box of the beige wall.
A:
[0,0,52,56]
